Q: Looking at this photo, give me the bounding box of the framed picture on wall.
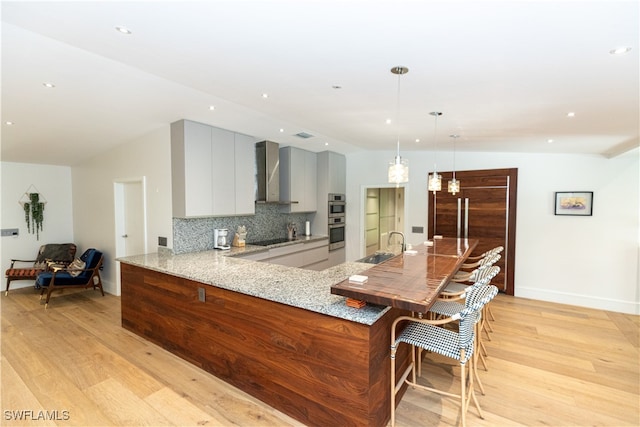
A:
[554,191,593,216]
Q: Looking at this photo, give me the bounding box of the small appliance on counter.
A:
[214,228,230,250]
[233,225,247,247]
[287,222,297,240]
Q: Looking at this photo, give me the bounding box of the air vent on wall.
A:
[294,132,314,139]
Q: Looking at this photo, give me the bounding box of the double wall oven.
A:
[328,193,345,251]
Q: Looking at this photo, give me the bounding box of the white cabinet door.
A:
[234,133,256,215]
[172,119,216,217]
[211,127,235,216]
[280,146,317,212]
[304,150,317,212]
[327,151,346,195]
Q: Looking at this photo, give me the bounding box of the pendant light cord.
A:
[452,134,457,180]
[431,112,442,173]
[395,69,402,158]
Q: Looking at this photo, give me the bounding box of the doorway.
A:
[114,177,147,296]
[363,186,405,256]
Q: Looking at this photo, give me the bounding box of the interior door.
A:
[114,178,147,296]
[365,188,380,256]
[428,168,517,295]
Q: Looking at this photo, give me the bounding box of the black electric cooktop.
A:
[249,237,295,246]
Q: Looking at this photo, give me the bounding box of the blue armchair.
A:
[35,248,104,308]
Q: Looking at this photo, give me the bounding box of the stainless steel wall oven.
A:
[328,193,346,217]
[328,194,345,251]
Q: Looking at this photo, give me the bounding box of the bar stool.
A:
[441,262,501,299]
[441,264,500,365]
[451,253,501,283]
[428,266,500,395]
[462,246,503,263]
[390,285,498,427]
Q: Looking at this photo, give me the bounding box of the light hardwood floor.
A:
[1,286,638,426]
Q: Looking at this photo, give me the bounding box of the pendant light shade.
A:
[448,177,460,194]
[428,112,442,193]
[428,172,442,191]
[448,134,461,194]
[388,66,409,185]
[389,156,409,183]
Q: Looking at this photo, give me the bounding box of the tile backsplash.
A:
[173,204,317,254]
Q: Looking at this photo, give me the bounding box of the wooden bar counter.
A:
[119,238,476,427]
[332,238,478,312]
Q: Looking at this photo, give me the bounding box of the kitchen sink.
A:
[356,252,397,264]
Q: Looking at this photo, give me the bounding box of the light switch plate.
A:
[1,228,19,237]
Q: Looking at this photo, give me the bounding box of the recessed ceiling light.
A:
[42,82,55,88]
[5,121,14,125]
[279,128,284,133]
[567,112,575,117]
[609,47,631,55]
[209,105,215,111]
[547,139,554,144]
[115,26,132,35]
[262,93,268,99]
[415,138,420,143]
[386,119,392,124]
[324,142,329,146]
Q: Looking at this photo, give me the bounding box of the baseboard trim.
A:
[515,287,640,315]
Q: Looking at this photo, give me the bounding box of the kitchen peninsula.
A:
[118,237,476,427]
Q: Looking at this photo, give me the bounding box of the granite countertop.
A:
[223,234,329,256]
[118,242,390,325]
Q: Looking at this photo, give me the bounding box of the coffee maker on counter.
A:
[213,228,230,250]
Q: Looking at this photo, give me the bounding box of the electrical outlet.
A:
[198,287,206,302]
[158,236,167,247]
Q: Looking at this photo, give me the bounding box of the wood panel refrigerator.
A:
[428,168,518,295]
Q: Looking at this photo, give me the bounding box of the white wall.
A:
[1,162,74,291]
[346,149,639,314]
[71,126,173,295]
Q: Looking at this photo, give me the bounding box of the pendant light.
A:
[427,111,442,193]
[448,134,461,194]
[388,66,409,185]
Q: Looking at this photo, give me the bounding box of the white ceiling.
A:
[1,0,638,166]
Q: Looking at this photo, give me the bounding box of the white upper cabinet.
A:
[233,133,257,215]
[171,119,256,217]
[279,146,317,213]
[318,151,347,194]
[311,151,346,236]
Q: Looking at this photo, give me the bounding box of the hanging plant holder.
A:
[19,185,47,240]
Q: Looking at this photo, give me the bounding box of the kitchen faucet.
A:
[388,231,406,253]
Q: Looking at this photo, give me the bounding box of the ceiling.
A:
[1,0,638,166]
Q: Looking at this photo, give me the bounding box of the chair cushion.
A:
[396,321,474,364]
[5,268,43,279]
[36,271,87,287]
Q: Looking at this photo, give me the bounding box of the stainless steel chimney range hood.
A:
[255,140,297,205]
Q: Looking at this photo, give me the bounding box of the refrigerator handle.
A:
[457,198,462,238]
[464,198,469,238]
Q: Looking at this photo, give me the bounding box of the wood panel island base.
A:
[120,263,410,427]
